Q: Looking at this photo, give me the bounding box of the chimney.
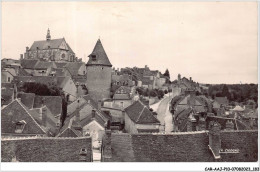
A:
[187,113,196,131]
[208,121,221,159]
[42,106,47,127]
[98,100,102,110]
[198,117,206,131]
[26,46,29,52]
[76,99,80,122]
[20,54,23,60]
[145,65,148,69]
[225,120,234,130]
[102,129,112,162]
[190,77,192,81]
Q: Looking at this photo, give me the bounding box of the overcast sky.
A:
[2,2,258,84]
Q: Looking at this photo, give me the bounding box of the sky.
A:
[2,2,258,84]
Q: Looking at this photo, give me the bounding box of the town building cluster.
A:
[1,29,258,162]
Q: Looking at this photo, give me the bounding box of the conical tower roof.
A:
[86,39,112,67]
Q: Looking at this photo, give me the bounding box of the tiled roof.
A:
[65,62,85,76]
[33,96,62,116]
[72,75,87,84]
[55,62,68,68]
[17,92,35,109]
[20,59,39,69]
[141,77,154,85]
[115,86,131,94]
[29,106,58,136]
[17,68,31,76]
[1,137,92,162]
[34,61,56,70]
[1,88,14,105]
[56,76,71,88]
[104,130,258,162]
[29,38,74,54]
[86,39,112,67]
[14,76,56,86]
[113,94,130,100]
[1,99,46,135]
[57,118,82,137]
[125,100,160,124]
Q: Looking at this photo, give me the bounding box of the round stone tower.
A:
[86,39,112,101]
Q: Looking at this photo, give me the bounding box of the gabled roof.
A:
[34,61,57,70]
[33,96,62,116]
[1,88,14,105]
[17,68,31,76]
[65,62,85,76]
[86,39,112,67]
[56,76,71,88]
[231,105,244,112]
[57,118,82,137]
[54,62,68,68]
[1,99,46,135]
[20,59,39,69]
[17,92,35,109]
[125,100,160,124]
[29,38,74,54]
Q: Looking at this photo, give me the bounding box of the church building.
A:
[86,39,112,101]
[24,29,76,62]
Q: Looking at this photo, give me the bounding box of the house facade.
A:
[124,100,160,134]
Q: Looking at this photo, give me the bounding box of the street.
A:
[151,88,181,133]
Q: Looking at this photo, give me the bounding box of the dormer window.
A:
[15,120,26,133]
[91,55,97,61]
[79,148,88,161]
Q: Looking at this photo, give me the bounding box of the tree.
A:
[221,84,231,100]
[20,82,68,126]
[163,69,170,83]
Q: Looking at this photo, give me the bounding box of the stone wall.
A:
[86,66,112,101]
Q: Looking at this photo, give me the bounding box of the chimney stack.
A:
[20,54,23,60]
[225,120,234,130]
[208,121,221,159]
[190,77,192,81]
[198,117,206,131]
[76,99,80,122]
[102,128,112,162]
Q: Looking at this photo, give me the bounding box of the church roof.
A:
[29,38,74,54]
[86,39,112,67]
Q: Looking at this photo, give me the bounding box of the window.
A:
[121,102,124,108]
[101,67,104,70]
[91,55,96,61]
[7,77,10,82]
[61,54,65,59]
[56,122,60,127]
[83,71,86,75]
[15,120,26,133]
